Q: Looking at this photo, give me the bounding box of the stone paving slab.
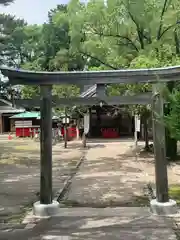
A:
[63,141,152,206]
[0,207,177,240]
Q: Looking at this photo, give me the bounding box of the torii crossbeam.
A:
[14,93,153,108]
[1,65,180,84]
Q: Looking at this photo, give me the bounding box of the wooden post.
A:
[88,108,92,138]
[134,114,140,161]
[96,84,106,97]
[76,119,80,140]
[83,112,89,148]
[40,85,52,204]
[82,132,86,148]
[134,114,138,150]
[64,107,67,148]
[152,84,169,203]
[0,114,2,134]
[134,127,138,147]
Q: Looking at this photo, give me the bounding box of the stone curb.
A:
[56,151,86,202]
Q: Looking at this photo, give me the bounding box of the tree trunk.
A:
[164,82,177,160]
[165,129,177,160]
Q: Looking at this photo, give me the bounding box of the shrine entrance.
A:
[90,105,134,138]
[1,65,179,216]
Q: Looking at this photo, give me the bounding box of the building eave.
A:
[80,85,97,98]
[0,98,25,114]
[0,109,25,114]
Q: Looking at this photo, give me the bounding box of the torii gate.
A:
[1,66,179,217]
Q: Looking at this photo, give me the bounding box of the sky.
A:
[0,0,69,24]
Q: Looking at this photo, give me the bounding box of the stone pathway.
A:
[62,140,154,207]
[0,207,177,239]
[0,139,83,225]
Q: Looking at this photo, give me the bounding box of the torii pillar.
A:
[33,85,59,217]
[150,84,177,215]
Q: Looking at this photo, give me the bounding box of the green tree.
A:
[68,0,180,69]
[21,5,82,102]
[0,0,13,5]
[67,0,180,157]
[0,13,27,101]
[165,87,180,142]
[0,14,27,66]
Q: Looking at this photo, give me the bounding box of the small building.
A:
[0,98,25,133]
[10,111,40,137]
[10,111,59,137]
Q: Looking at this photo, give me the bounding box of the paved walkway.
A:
[62,140,154,207]
[0,207,177,239]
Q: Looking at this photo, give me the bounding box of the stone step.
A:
[56,207,151,217]
[0,208,178,240]
[34,207,177,240]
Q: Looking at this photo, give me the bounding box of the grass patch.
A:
[67,159,78,167]
[14,145,39,151]
[0,155,39,165]
[169,184,180,205]
[0,157,18,165]
[132,195,149,206]
[1,203,33,224]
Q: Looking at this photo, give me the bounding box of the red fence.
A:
[16,127,119,139]
[101,128,119,138]
[61,127,77,140]
[16,127,40,137]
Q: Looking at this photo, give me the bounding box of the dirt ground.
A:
[62,139,180,207]
[0,136,83,225]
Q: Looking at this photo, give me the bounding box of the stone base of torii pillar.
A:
[150,199,178,216]
[33,201,60,217]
